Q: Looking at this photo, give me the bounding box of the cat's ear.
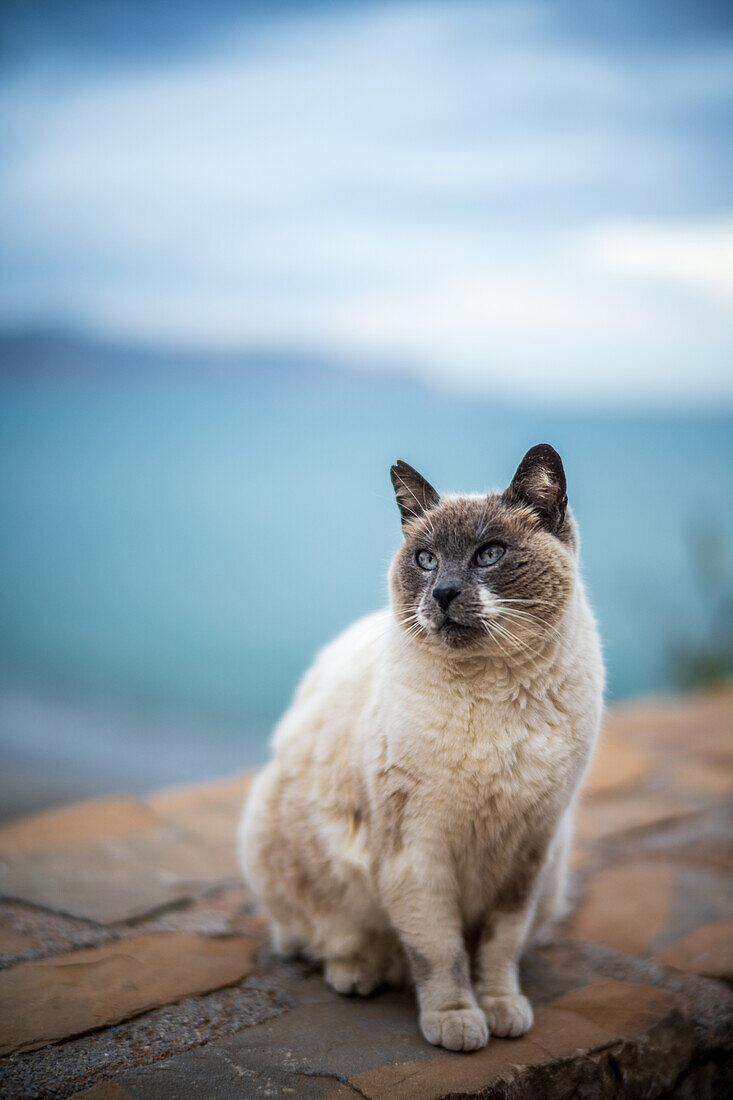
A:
[390,460,440,528]
[504,444,567,533]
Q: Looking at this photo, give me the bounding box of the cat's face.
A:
[389,445,578,656]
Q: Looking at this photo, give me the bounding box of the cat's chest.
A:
[397,688,581,825]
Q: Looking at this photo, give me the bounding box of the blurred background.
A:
[0,0,731,818]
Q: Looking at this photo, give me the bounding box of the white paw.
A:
[324,956,381,996]
[420,1007,489,1051]
[479,993,533,1038]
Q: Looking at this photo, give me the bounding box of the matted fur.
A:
[239,445,604,1051]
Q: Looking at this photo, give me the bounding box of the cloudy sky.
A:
[1,0,732,404]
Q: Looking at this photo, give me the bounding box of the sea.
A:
[1,355,731,813]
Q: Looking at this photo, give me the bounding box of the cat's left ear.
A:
[390,460,440,528]
[504,444,567,533]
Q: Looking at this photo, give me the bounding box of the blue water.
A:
[1,371,731,803]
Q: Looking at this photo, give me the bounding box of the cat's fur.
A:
[239,445,604,1051]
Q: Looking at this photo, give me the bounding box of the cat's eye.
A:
[416,549,438,571]
[475,543,505,567]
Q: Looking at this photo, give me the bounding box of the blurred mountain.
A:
[0,329,344,382]
[0,328,420,391]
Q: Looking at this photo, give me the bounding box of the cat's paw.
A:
[324,955,382,996]
[479,993,533,1038]
[420,1007,489,1051]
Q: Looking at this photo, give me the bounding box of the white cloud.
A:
[589,218,733,303]
[0,0,732,404]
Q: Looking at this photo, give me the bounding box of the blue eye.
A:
[417,549,438,570]
[475,543,505,567]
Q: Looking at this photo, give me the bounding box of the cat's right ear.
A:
[390,460,440,529]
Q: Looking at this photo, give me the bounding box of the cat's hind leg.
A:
[323,932,404,996]
[270,920,306,957]
[530,815,572,945]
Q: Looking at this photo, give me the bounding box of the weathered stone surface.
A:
[550,978,679,1038]
[583,735,655,797]
[71,1085,135,1100]
[0,933,260,1055]
[0,885,262,974]
[572,862,676,954]
[0,826,239,923]
[0,688,731,1099]
[54,948,729,1100]
[623,802,733,872]
[655,920,733,981]
[0,798,159,853]
[671,761,733,799]
[2,971,292,1100]
[575,793,700,843]
[0,900,115,970]
[147,774,250,858]
[0,921,38,958]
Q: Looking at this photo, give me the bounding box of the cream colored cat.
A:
[239,444,603,1051]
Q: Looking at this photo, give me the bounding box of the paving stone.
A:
[0,921,38,957]
[670,761,733,799]
[70,1084,135,1100]
[0,887,264,973]
[582,735,656,798]
[575,792,700,843]
[0,826,239,923]
[1,689,731,1100]
[136,885,263,939]
[0,900,115,969]
[662,862,733,945]
[0,798,159,853]
[344,1004,618,1100]
[603,690,732,754]
[7,937,733,1100]
[78,962,710,1100]
[571,862,676,954]
[654,920,733,981]
[0,932,260,1055]
[625,801,733,872]
[550,977,679,1038]
[2,973,292,1099]
[146,775,251,876]
[117,1044,362,1100]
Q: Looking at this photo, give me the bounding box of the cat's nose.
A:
[433,583,461,613]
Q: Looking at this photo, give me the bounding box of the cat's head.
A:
[389,445,578,656]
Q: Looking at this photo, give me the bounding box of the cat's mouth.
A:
[437,616,477,637]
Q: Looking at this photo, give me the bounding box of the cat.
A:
[239,444,604,1051]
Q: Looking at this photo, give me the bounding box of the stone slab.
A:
[2,689,732,1099]
[0,899,116,969]
[343,1004,618,1100]
[0,932,260,1055]
[2,974,291,1100]
[146,774,251,877]
[671,762,733,799]
[59,965,706,1100]
[0,797,161,853]
[7,938,733,1100]
[655,920,733,981]
[550,977,679,1038]
[0,826,239,923]
[626,802,733,872]
[582,736,655,798]
[72,1085,135,1100]
[575,793,700,843]
[572,861,676,954]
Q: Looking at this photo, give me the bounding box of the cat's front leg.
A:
[475,908,535,1037]
[475,841,551,1038]
[379,854,488,1052]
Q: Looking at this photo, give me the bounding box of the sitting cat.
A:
[239,444,603,1051]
